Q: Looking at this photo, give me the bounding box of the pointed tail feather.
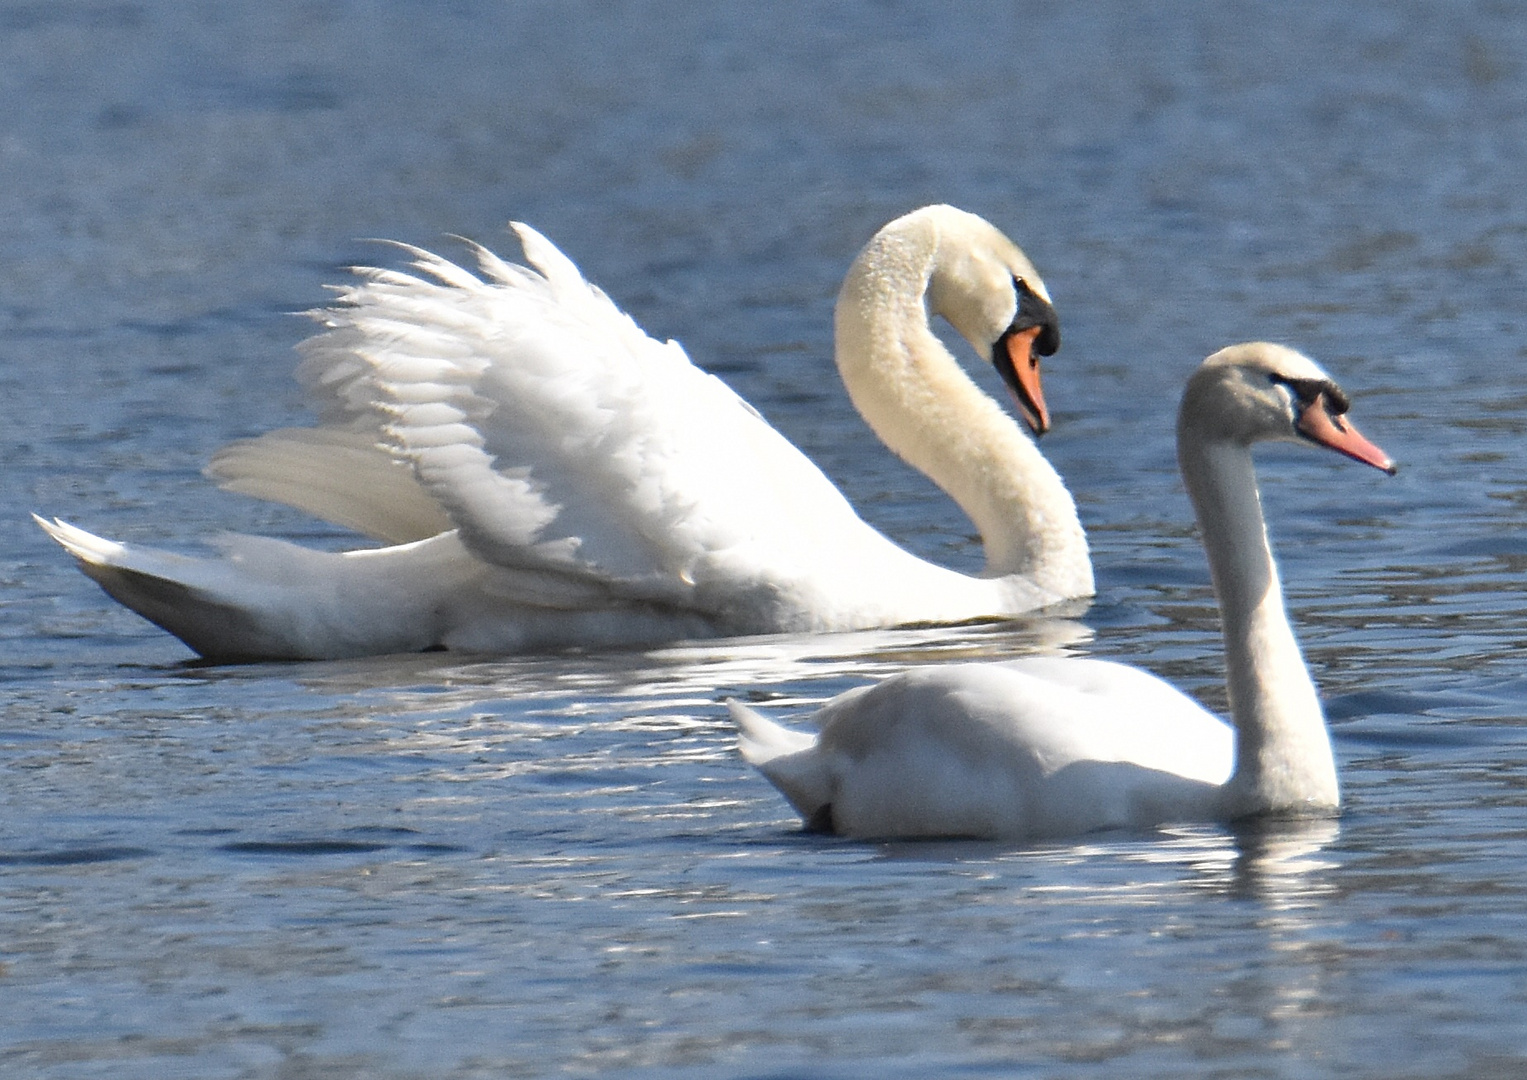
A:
[728,700,833,824]
[35,515,293,659]
[33,516,455,660]
[37,515,212,582]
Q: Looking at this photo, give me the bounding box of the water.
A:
[4,2,1527,1075]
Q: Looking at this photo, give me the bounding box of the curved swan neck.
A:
[1177,435,1339,814]
[832,213,1090,595]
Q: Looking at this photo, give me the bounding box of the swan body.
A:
[37,206,1090,661]
[733,343,1396,840]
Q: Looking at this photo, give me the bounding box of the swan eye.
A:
[1270,375,1349,416]
[1011,278,1060,357]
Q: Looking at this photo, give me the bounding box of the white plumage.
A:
[734,343,1396,841]
[38,205,1090,660]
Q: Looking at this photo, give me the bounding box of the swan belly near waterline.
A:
[701,531,1076,637]
[44,507,1073,661]
[749,660,1234,840]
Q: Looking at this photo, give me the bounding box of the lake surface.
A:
[4,2,1527,1076]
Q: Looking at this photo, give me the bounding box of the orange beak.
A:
[1296,395,1397,475]
[995,325,1050,436]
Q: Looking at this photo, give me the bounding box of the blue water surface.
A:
[3,3,1527,1077]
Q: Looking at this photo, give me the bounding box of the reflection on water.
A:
[284,615,1096,703]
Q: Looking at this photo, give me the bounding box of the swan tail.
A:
[36,516,287,659]
[33,516,451,661]
[729,701,833,825]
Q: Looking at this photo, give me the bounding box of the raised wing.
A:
[216,224,867,606]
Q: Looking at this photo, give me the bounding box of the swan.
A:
[36,205,1091,661]
[731,342,1396,840]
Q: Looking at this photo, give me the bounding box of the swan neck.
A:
[832,222,1090,597]
[1178,437,1339,814]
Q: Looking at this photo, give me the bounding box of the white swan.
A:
[36,205,1091,661]
[732,342,1395,840]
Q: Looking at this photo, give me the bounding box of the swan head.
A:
[1180,342,1396,474]
[913,206,1061,435]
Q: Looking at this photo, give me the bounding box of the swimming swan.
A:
[732,342,1395,840]
[36,205,1090,660]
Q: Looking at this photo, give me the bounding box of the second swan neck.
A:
[1178,437,1338,814]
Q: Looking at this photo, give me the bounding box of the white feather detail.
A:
[41,206,1093,659]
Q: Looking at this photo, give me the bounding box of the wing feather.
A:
[215,223,868,611]
[206,427,450,544]
[289,224,865,604]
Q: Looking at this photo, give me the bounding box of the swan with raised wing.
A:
[37,205,1090,660]
[732,343,1394,840]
